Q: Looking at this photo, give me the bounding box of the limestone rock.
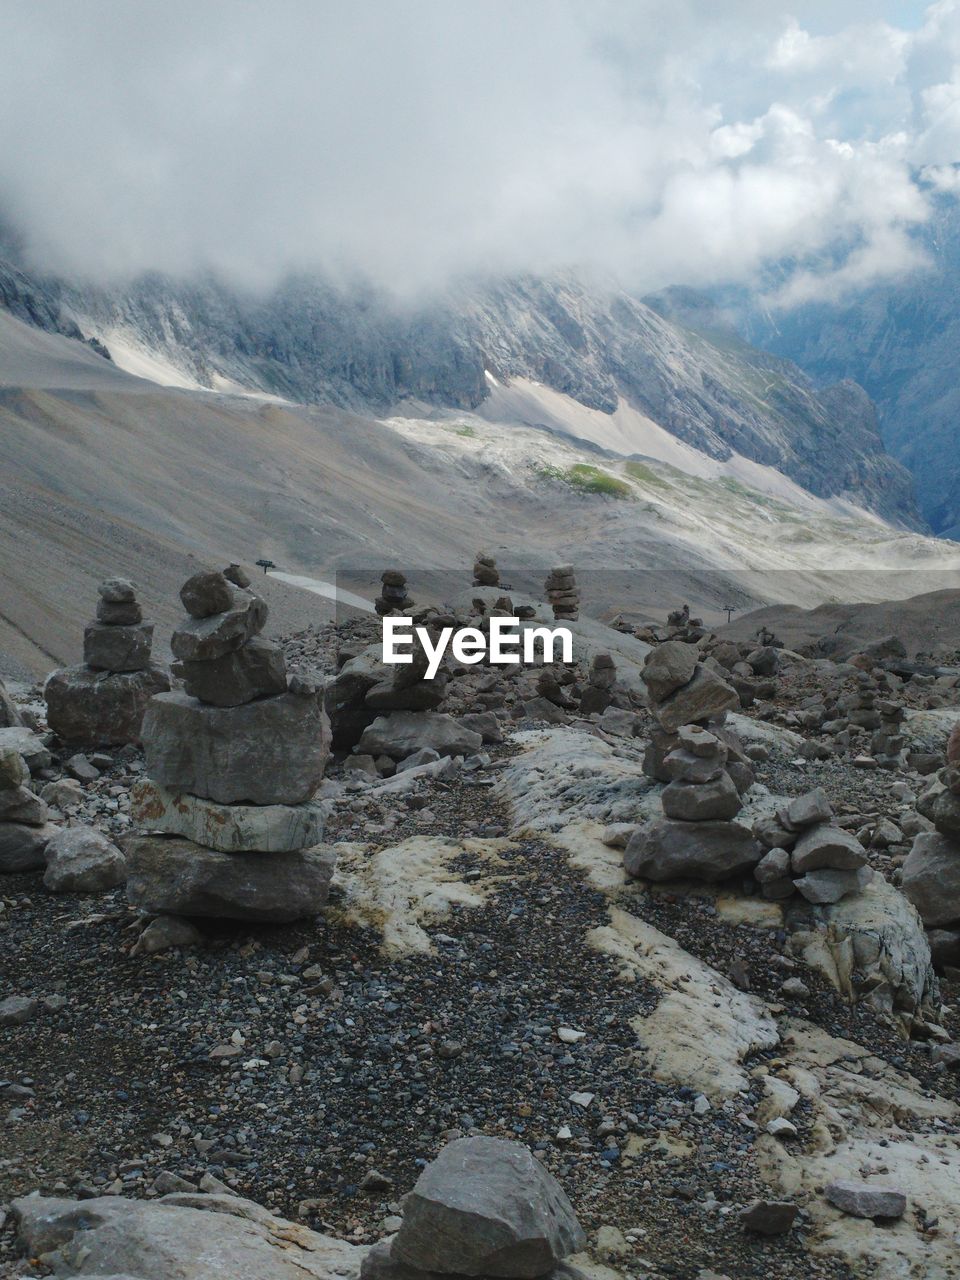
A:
[84,622,153,672]
[740,1200,798,1235]
[142,691,330,805]
[0,821,56,872]
[96,598,143,625]
[791,824,867,873]
[43,826,127,892]
[170,588,267,661]
[641,641,698,703]
[793,866,871,905]
[824,1180,906,1219]
[131,778,325,852]
[357,712,482,762]
[391,1136,585,1278]
[624,819,760,882]
[655,665,740,733]
[458,712,504,744]
[44,665,171,745]
[901,832,960,926]
[173,636,288,707]
[125,836,337,922]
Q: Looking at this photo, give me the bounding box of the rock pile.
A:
[473,553,500,587]
[376,569,412,616]
[640,640,741,779]
[544,565,579,622]
[872,698,907,769]
[625,723,761,882]
[902,725,960,935]
[125,568,335,922]
[361,1136,586,1280]
[0,743,55,873]
[753,787,871,904]
[44,578,170,745]
[579,653,616,716]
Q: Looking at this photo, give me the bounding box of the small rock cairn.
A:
[902,725,960,935]
[375,569,412,616]
[361,1136,586,1280]
[579,653,616,716]
[545,565,579,621]
[473,553,500,587]
[125,566,334,923]
[44,578,170,745]
[753,786,871,904]
[0,744,53,873]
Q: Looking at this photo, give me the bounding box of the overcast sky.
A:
[1,0,958,303]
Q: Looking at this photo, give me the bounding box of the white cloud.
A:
[0,0,956,303]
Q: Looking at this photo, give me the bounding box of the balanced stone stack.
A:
[902,726,960,933]
[753,787,871,904]
[375,569,412,616]
[579,653,616,716]
[473,553,500,587]
[125,568,335,923]
[361,1136,587,1280]
[872,698,907,770]
[625,724,761,882]
[0,745,55,873]
[544,565,579,622]
[641,641,741,781]
[44,578,170,745]
[365,625,447,713]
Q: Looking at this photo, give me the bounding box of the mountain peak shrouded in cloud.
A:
[0,0,959,302]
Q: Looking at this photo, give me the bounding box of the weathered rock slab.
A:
[84,622,153,672]
[131,778,325,852]
[791,823,867,873]
[172,635,287,707]
[654,664,740,733]
[44,665,171,745]
[357,712,482,762]
[170,589,267,661]
[624,818,760,882]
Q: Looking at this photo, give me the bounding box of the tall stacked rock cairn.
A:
[361,1136,587,1280]
[44,578,170,745]
[0,742,55,873]
[544,565,579,621]
[753,786,872,904]
[902,725,960,946]
[375,569,412,616]
[473,553,500,587]
[125,566,335,923]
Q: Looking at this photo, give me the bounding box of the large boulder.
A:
[357,712,482,762]
[624,818,760,882]
[124,836,337,922]
[44,665,171,745]
[0,821,56,872]
[654,665,740,733]
[141,691,330,805]
[10,1191,365,1280]
[131,778,325,852]
[391,1136,585,1277]
[43,826,127,892]
[901,832,960,926]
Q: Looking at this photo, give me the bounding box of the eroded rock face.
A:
[124,837,337,922]
[131,778,325,852]
[141,691,330,805]
[44,665,171,745]
[624,818,760,882]
[391,1136,585,1278]
[357,712,482,762]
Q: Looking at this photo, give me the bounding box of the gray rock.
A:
[598,706,637,737]
[99,576,137,603]
[131,778,325,852]
[663,748,725,784]
[641,642,698,703]
[396,747,442,773]
[824,1180,906,1219]
[43,826,127,892]
[926,788,960,840]
[661,772,741,821]
[366,680,446,712]
[793,866,871,904]
[655,665,740,733]
[0,725,52,773]
[755,847,791,883]
[522,697,569,725]
[357,712,482,762]
[170,589,267,661]
[458,712,504,744]
[0,995,38,1026]
[44,665,171,745]
[84,622,154,672]
[753,814,798,851]
[790,824,867,873]
[0,784,47,824]
[0,821,56,871]
[40,778,84,809]
[324,645,391,751]
[131,915,203,956]
[125,836,337,922]
[739,1200,798,1235]
[783,788,833,828]
[142,691,330,805]
[0,744,29,789]
[391,1136,585,1278]
[11,1191,365,1280]
[901,832,960,926]
[180,569,235,618]
[65,752,100,783]
[96,598,144,625]
[173,636,287,707]
[928,927,960,969]
[362,1243,588,1280]
[624,819,760,882]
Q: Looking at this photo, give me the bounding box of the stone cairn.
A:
[0,743,54,874]
[472,553,500,587]
[753,786,871,904]
[544,564,579,621]
[872,697,907,770]
[44,578,170,745]
[579,653,616,716]
[125,566,334,924]
[361,1136,586,1280]
[902,725,960,943]
[375,569,412,616]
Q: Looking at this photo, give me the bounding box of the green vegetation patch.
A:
[535,462,632,499]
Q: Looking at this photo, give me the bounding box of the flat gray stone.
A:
[125,836,337,922]
[357,712,482,762]
[170,589,267,661]
[142,690,330,805]
[624,818,760,882]
[790,824,867,873]
[361,1242,587,1280]
[824,1180,906,1219]
[131,778,325,852]
[901,831,960,926]
[84,622,153,672]
[793,865,871,904]
[0,674,23,728]
[654,665,740,733]
[784,788,833,829]
[44,665,171,745]
[755,846,791,883]
[740,1200,798,1235]
[661,772,741,821]
[173,636,287,707]
[391,1136,585,1278]
[43,826,127,892]
[0,745,29,790]
[458,712,504,744]
[99,577,137,603]
[0,995,38,1026]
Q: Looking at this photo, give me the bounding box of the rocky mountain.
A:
[746,194,960,540]
[0,225,921,527]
